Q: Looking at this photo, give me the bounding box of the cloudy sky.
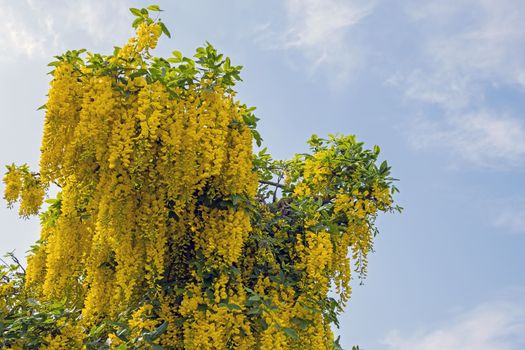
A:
[1,0,525,349]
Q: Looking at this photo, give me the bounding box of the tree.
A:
[1,6,400,350]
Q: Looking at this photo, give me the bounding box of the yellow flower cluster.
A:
[3,166,45,218]
[291,146,394,307]
[41,323,84,350]
[7,19,259,347]
[128,303,160,340]
[40,63,82,183]
[180,281,254,349]
[251,275,334,350]
[0,281,15,314]
[137,23,162,51]
[195,207,252,267]
[20,180,45,218]
[373,182,393,208]
[303,231,333,291]
[292,150,333,198]
[3,167,22,205]
[116,22,162,64]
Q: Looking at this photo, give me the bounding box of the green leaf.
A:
[129,69,148,79]
[150,320,168,340]
[129,8,142,17]
[194,47,206,59]
[374,144,380,155]
[160,22,171,38]
[282,327,299,340]
[333,336,344,350]
[147,5,162,11]
[252,130,263,147]
[132,17,143,29]
[89,323,105,336]
[379,160,389,175]
[114,328,129,342]
[248,295,261,302]
[36,104,47,111]
[226,303,242,311]
[246,307,260,315]
[290,317,312,329]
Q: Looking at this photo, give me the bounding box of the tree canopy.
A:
[1,6,400,350]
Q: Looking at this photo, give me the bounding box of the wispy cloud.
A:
[410,110,525,168]
[256,0,376,83]
[392,0,525,168]
[495,210,525,234]
[493,198,525,234]
[389,70,475,110]
[0,0,129,61]
[402,0,525,100]
[383,294,525,350]
[0,4,54,59]
[282,0,373,51]
[61,0,130,44]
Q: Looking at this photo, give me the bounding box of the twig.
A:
[272,174,283,203]
[5,252,26,275]
[259,180,285,189]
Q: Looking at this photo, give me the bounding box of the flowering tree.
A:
[1,6,399,350]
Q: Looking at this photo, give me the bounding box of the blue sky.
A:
[1,1,525,349]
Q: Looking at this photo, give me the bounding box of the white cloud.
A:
[283,0,373,50]
[389,70,475,110]
[494,200,525,234]
[0,4,51,59]
[0,0,129,61]
[495,210,525,233]
[394,0,525,168]
[383,296,525,350]
[257,0,375,83]
[63,0,129,44]
[410,110,525,168]
[474,196,525,235]
[398,0,525,109]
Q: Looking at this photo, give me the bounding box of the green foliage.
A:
[0,255,169,349]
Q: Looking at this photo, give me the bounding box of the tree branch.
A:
[258,180,285,189]
[4,252,26,275]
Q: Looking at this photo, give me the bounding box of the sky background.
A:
[1,1,525,349]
